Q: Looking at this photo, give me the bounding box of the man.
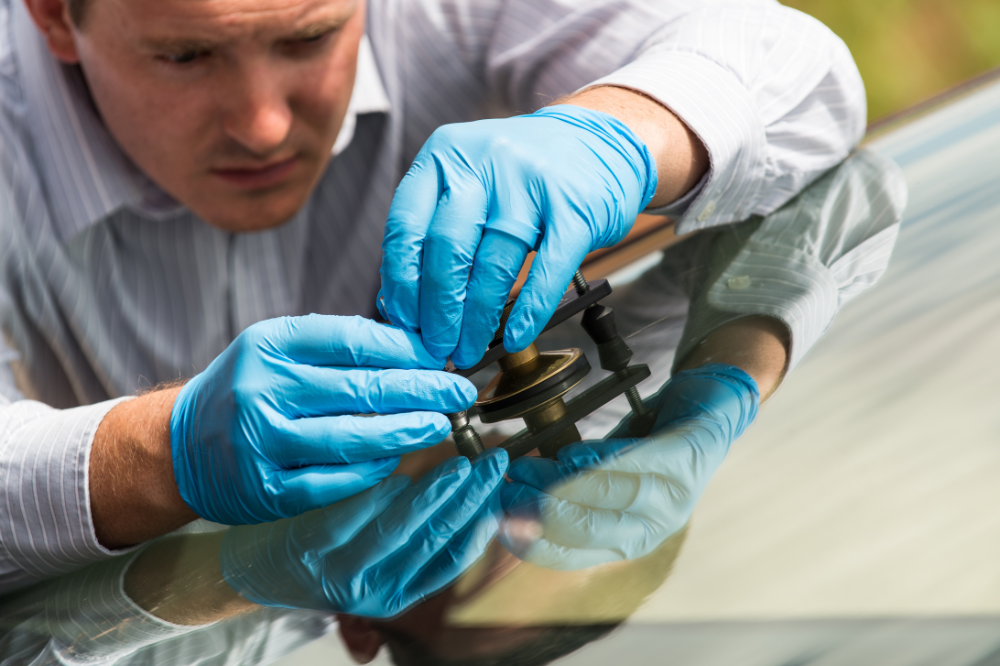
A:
[1,0,867,594]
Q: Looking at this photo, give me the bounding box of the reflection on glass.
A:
[0,149,907,666]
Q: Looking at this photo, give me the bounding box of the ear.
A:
[336,615,385,664]
[21,0,80,64]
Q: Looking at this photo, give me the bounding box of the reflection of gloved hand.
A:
[170,314,477,525]
[499,364,758,570]
[220,449,508,618]
[377,105,658,367]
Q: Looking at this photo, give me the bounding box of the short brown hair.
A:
[66,0,89,26]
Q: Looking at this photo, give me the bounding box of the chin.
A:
[193,191,311,232]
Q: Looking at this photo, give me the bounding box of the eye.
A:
[283,28,337,51]
[159,50,209,65]
[299,31,329,44]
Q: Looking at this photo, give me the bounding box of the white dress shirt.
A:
[0,0,870,593]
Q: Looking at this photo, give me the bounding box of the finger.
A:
[418,183,489,360]
[451,229,531,369]
[505,455,575,490]
[269,458,400,520]
[509,457,647,511]
[500,532,622,571]
[347,456,473,564]
[503,439,636,489]
[378,152,443,332]
[555,438,677,476]
[272,412,454,467]
[504,216,593,351]
[378,449,508,598]
[268,314,445,369]
[502,482,656,552]
[277,366,477,417]
[289,475,412,553]
[554,437,714,499]
[398,494,503,614]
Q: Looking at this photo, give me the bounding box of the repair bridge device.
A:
[448,271,659,461]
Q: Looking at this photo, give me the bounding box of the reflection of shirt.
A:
[0,550,335,666]
[537,149,907,441]
[0,0,866,592]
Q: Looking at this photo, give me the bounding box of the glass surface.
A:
[2,81,999,666]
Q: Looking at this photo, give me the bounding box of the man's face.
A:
[68,0,364,231]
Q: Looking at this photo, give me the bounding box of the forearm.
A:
[91,386,198,549]
[123,531,259,625]
[562,85,709,208]
[675,316,789,401]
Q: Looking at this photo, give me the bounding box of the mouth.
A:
[210,156,299,189]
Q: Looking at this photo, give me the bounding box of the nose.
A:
[221,63,293,157]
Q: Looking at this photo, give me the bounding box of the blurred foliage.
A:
[782,0,1000,120]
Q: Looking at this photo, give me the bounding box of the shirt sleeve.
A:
[0,334,22,403]
[406,0,866,233]
[42,548,203,666]
[585,2,867,233]
[0,395,133,595]
[673,148,909,374]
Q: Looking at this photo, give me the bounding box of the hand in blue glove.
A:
[499,364,758,570]
[219,448,508,618]
[170,314,477,525]
[377,105,658,367]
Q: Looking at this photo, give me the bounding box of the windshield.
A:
[3,70,999,666]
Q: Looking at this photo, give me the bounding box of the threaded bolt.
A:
[448,411,486,459]
[572,271,590,296]
[624,386,648,416]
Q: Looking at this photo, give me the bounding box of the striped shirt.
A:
[1,0,870,593]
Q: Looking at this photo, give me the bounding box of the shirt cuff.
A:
[647,171,708,220]
[677,236,839,374]
[585,50,768,234]
[45,548,204,665]
[0,398,135,593]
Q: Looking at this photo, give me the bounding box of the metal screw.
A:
[624,386,648,416]
[448,411,486,459]
[574,270,645,414]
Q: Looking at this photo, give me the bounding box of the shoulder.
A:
[0,0,23,115]
[0,0,33,190]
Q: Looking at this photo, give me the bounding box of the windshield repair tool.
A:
[448,271,658,461]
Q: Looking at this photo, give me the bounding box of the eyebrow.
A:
[138,13,352,53]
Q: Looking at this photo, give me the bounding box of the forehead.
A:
[95,0,358,39]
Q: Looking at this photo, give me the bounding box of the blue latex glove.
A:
[220,449,508,618]
[170,314,477,525]
[377,105,658,367]
[499,364,759,570]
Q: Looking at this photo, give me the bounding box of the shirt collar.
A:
[12,0,390,241]
[333,35,391,156]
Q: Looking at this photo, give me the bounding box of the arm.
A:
[562,85,709,210]
[673,148,909,377]
[122,531,258,625]
[0,317,479,595]
[476,0,866,221]
[90,386,197,549]
[675,315,789,402]
[497,150,907,570]
[563,83,790,400]
[379,0,866,366]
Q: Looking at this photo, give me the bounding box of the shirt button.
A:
[727,275,751,290]
[696,200,718,222]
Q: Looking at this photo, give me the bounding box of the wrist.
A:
[532,103,658,214]
[124,531,259,625]
[560,85,709,208]
[676,316,789,401]
[91,386,198,549]
[655,364,760,440]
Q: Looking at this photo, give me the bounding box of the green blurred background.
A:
[782,0,1000,121]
